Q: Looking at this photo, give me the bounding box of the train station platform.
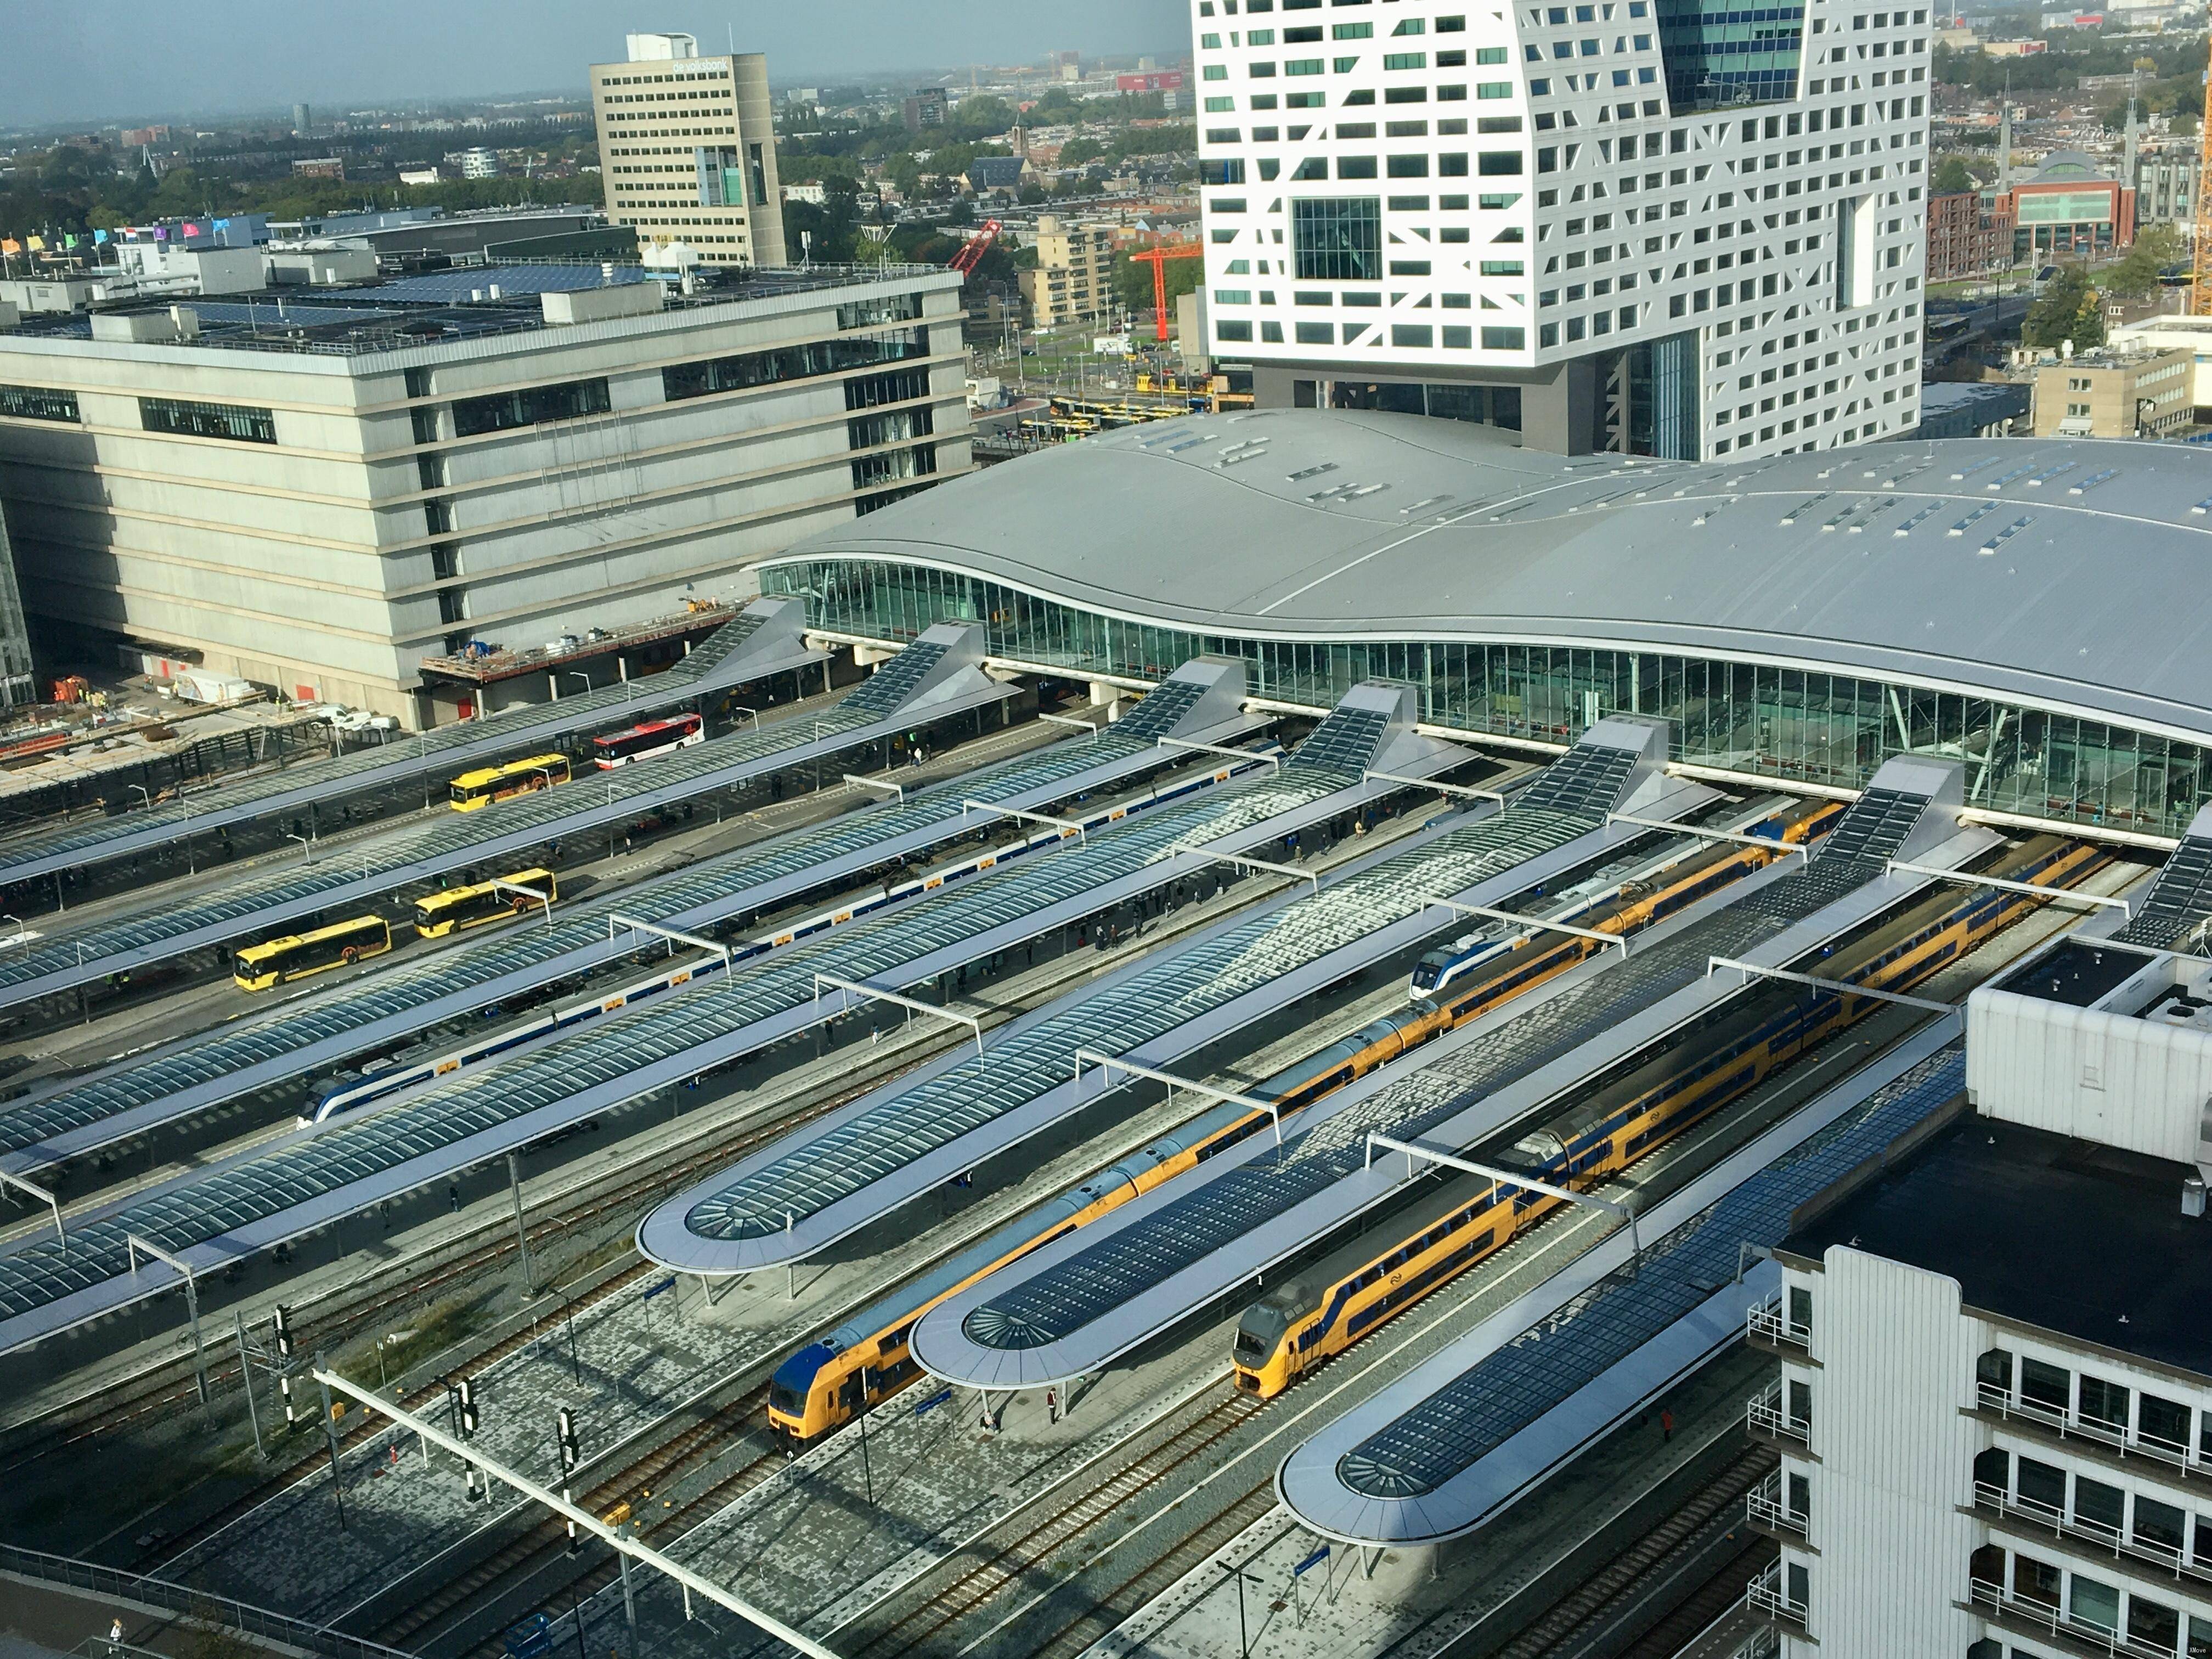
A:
[0,598,822,891]
[635,716,1708,1276]
[0,661,1263,1176]
[1277,1022,1966,1544]
[0,681,1459,1359]
[909,758,1988,1391]
[0,622,1012,1016]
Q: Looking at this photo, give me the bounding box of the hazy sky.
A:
[12,1,1194,128]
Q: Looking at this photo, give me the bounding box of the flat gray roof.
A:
[769,411,2212,746]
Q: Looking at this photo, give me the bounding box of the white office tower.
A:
[1192,0,1930,457]
[592,33,787,268]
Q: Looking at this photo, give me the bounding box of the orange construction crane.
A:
[1128,243,1203,341]
[2196,48,2212,316]
[948,219,1003,276]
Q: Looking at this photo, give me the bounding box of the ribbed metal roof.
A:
[770,411,2212,744]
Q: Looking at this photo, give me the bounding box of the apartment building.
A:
[1737,932,2212,1658]
[1019,215,1118,326]
[589,31,788,268]
[0,264,969,725]
[1191,0,1931,459]
[2030,345,2192,437]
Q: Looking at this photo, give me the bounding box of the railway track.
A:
[452,1430,792,1657]
[127,1088,859,1575]
[838,1393,1268,1659]
[10,805,1424,1573]
[1482,1445,1776,1659]
[379,1390,776,1651]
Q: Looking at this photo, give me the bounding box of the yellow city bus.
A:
[413,868,559,938]
[449,753,571,812]
[233,916,394,991]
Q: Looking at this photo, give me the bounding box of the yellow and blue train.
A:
[765,800,1838,1444]
[1228,836,2104,1398]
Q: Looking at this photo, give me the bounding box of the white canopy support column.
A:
[1073,1049,1283,1146]
[1364,1132,1640,1263]
[815,972,984,1056]
[0,1167,63,1255]
[1040,712,1104,740]
[963,799,1088,845]
[843,773,906,805]
[126,1232,207,1402]
[311,1368,840,1658]
[608,912,734,985]
[1161,844,1319,895]
[1156,736,1279,774]
[1419,895,1628,953]
[1885,860,2129,911]
[492,878,555,928]
[1705,957,1954,1012]
[1606,812,1812,861]
[1363,769,1507,804]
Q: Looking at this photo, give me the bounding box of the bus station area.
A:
[5,412,2212,1659]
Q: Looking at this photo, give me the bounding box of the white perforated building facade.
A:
[1192,0,1929,458]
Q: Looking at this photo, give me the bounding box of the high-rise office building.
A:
[590,32,788,268]
[292,101,311,137]
[1192,0,1931,459]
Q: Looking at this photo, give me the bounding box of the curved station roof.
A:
[770,411,2212,749]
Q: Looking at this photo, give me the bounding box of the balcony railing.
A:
[1747,1383,1811,1447]
[1746,1562,1810,1629]
[1728,1629,1781,1659]
[1748,1472,1811,1540]
[1968,1577,2181,1659]
[1976,1382,2208,1482]
[1972,1481,2211,1589]
[1747,1297,1813,1354]
[0,1542,412,1659]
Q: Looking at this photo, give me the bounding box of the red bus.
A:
[592,712,704,770]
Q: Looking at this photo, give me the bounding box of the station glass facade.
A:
[763,556,2212,842]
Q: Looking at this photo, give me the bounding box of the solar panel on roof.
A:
[1336,1047,1964,1496]
[0,724,1175,1160]
[367,264,656,304]
[0,694,881,1007]
[956,783,1936,1351]
[0,729,1379,1324]
[0,610,769,883]
[2119,834,2212,951]
[680,786,1603,1246]
[839,642,948,716]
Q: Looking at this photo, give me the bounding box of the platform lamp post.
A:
[1217,1558,1263,1659]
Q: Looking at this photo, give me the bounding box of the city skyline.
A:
[5,0,1192,129]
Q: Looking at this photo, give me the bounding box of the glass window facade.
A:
[665,330,929,403]
[764,556,2212,840]
[1293,197,1383,280]
[139,397,275,444]
[1654,0,1804,109]
[452,377,611,437]
[0,385,79,424]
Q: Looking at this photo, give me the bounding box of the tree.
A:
[2021,267,2106,349]
[1932,156,1975,195]
[2104,220,2183,301]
